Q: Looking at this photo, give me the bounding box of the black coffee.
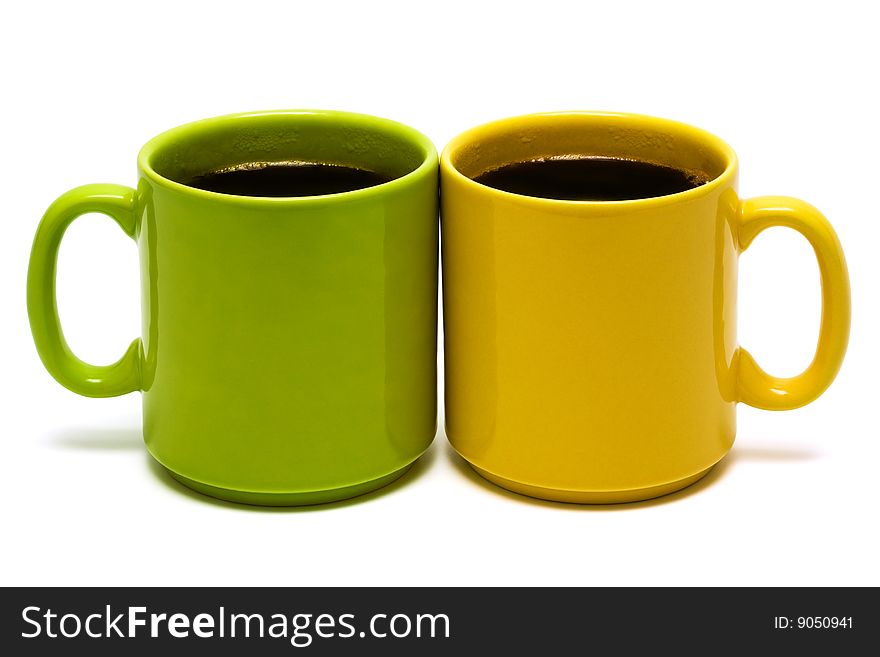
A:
[184,161,394,197]
[473,156,709,201]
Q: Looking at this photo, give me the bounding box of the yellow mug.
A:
[441,112,850,503]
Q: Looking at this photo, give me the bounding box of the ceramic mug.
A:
[441,111,850,503]
[28,110,439,505]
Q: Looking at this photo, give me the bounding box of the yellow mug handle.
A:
[736,196,851,410]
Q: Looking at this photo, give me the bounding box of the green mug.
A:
[27,110,439,505]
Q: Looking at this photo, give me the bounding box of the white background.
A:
[1,0,877,586]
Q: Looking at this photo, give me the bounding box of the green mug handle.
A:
[27,184,143,397]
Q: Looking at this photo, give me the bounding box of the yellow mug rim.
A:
[440,111,739,211]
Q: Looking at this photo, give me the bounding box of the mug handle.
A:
[27,184,143,397]
[735,196,850,410]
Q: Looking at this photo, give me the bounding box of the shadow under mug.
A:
[441,111,851,504]
[28,110,439,505]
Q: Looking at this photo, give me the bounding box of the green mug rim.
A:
[137,109,438,206]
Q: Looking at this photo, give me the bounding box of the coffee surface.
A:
[184,161,394,197]
[473,156,709,201]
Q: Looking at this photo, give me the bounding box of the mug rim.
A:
[440,111,738,210]
[137,109,438,206]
